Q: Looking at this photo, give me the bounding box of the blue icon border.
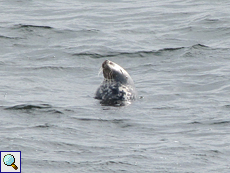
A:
[0,151,21,173]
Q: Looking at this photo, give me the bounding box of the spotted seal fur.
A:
[95,60,136,106]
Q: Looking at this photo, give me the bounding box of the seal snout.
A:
[102,60,114,69]
[102,60,108,69]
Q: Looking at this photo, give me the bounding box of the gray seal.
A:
[95,60,136,106]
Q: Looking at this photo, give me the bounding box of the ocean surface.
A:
[1,0,230,172]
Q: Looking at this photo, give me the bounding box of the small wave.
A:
[30,66,68,71]
[75,118,132,128]
[34,123,56,128]
[5,104,63,114]
[158,46,186,52]
[188,121,203,124]
[35,123,51,128]
[152,106,175,110]
[0,35,23,40]
[73,49,180,58]
[5,104,52,110]
[190,43,208,48]
[189,120,230,126]
[76,117,128,123]
[223,105,230,109]
[14,24,53,30]
[73,44,208,58]
[103,160,134,166]
[25,66,89,74]
[212,121,230,125]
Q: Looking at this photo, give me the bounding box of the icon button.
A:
[3,154,18,170]
[1,151,21,173]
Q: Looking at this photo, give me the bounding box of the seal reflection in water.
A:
[95,60,136,106]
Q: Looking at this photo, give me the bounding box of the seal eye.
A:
[120,69,123,74]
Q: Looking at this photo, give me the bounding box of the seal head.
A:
[95,60,136,106]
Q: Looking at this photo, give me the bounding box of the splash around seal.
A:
[95,60,136,106]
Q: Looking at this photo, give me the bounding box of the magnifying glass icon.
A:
[3,154,18,170]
